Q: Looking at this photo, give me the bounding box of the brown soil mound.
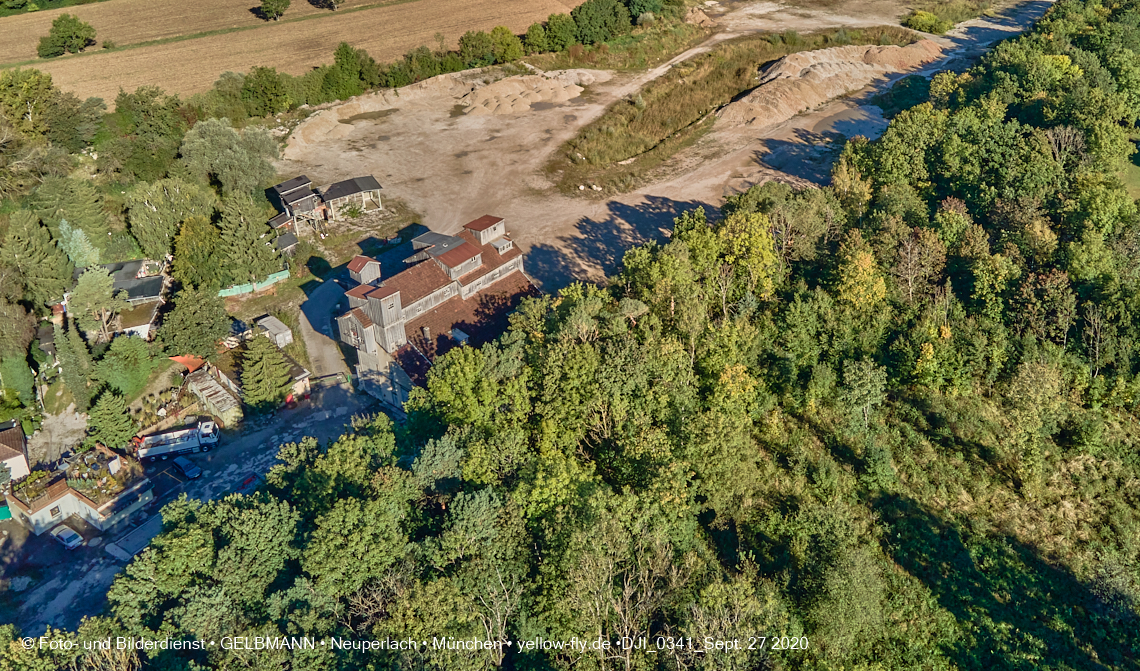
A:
[718,40,943,127]
[283,69,610,159]
[684,7,716,27]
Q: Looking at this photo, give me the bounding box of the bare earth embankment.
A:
[0,0,581,101]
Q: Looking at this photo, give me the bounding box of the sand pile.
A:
[684,7,716,26]
[284,74,475,159]
[284,69,611,158]
[460,70,607,115]
[462,75,583,115]
[719,40,943,127]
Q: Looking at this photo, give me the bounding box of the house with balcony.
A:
[336,215,537,408]
[5,445,152,535]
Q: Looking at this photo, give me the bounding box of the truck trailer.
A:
[133,421,219,462]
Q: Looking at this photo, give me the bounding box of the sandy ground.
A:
[26,404,87,467]
[277,0,1055,292]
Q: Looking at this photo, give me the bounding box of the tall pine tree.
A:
[0,211,74,306]
[57,221,101,268]
[54,320,94,411]
[86,389,135,449]
[219,195,280,285]
[31,177,110,246]
[241,335,293,413]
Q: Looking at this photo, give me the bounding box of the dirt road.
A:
[277,0,1055,292]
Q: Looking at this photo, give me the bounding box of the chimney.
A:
[422,326,430,341]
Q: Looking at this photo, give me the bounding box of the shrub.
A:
[572,0,631,45]
[490,25,524,63]
[902,10,953,34]
[546,13,578,51]
[524,22,548,53]
[628,0,662,16]
[37,14,95,58]
[459,30,495,67]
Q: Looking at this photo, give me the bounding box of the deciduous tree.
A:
[70,267,129,342]
[260,0,290,21]
[37,14,96,59]
[179,118,277,196]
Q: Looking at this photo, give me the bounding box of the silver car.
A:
[50,524,83,550]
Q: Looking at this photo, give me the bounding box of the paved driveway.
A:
[298,278,350,379]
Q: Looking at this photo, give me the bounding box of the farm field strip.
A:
[8,0,581,102]
[0,0,347,65]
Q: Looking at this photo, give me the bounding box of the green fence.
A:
[218,270,290,297]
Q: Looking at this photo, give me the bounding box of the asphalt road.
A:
[298,277,351,379]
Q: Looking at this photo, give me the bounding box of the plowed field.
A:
[0,0,580,102]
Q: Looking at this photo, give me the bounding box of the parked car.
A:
[50,524,83,550]
[172,456,202,479]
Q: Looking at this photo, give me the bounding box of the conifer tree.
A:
[126,178,218,260]
[157,286,232,359]
[172,216,224,290]
[31,177,110,246]
[86,389,135,449]
[54,320,94,411]
[57,221,101,268]
[0,210,73,306]
[241,336,293,413]
[218,195,281,285]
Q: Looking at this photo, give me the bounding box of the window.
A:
[50,506,61,519]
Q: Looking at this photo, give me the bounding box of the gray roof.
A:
[255,315,291,337]
[274,231,298,251]
[323,176,382,202]
[272,175,312,195]
[117,276,164,302]
[283,189,319,205]
[269,212,292,229]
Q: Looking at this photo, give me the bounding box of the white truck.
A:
[133,421,219,462]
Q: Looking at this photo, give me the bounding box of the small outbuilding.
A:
[256,315,294,348]
[347,255,382,286]
[323,176,382,220]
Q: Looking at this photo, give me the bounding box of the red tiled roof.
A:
[455,231,524,286]
[436,242,481,269]
[346,284,376,299]
[350,307,373,328]
[0,424,26,461]
[368,285,399,300]
[347,255,378,273]
[403,270,538,366]
[383,260,452,305]
[464,215,504,232]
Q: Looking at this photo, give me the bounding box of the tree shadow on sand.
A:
[526,195,717,292]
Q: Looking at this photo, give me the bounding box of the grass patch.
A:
[42,378,75,416]
[548,26,918,195]
[317,197,421,267]
[526,20,708,72]
[1119,137,1140,199]
[870,74,932,118]
[0,0,109,20]
[902,0,991,34]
